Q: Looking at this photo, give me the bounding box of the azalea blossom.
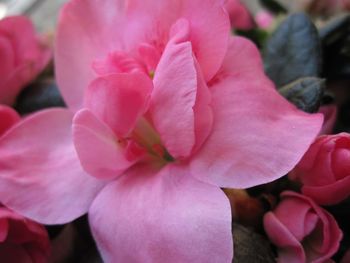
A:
[0,0,323,261]
[0,16,51,105]
[290,133,350,205]
[264,191,342,263]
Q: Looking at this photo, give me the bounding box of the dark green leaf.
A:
[279,77,325,113]
[320,15,350,80]
[263,13,322,87]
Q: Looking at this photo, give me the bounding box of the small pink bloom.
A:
[0,205,50,263]
[0,0,323,261]
[0,105,20,136]
[264,191,342,263]
[224,0,255,30]
[290,133,350,205]
[0,16,51,105]
[318,105,337,135]
[255,10,274,29]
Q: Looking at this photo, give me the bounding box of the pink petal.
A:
[55,0,229,111]
[0,105,20,136]
[85,72,153,137]
[264,212,305,263]
[190,37,323,188]
[318,105,337,135]
[0,16,51,105]
[55,0,126,110]
[150,33,196,159]
[73,109,136,180]
[127,0,230,81]
[0,109,105,224]
[302,175,350,205]
[89,164,233,262]
[192,60,213,154]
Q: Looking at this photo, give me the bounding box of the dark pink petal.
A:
[85,72,153,137]
[150,33,196,159]
[0,109,105,224]
[302,176,350,205]
[190,37,323,188]
[264,212,305,263]
[0,105,20,136]
[89,164,233,262]
[0,16,51,105]
[73,109,136,180]
[318,105,337,135]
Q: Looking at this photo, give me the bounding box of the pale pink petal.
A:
[127,0,230,81]
[55,0,229,110]
[73,109,136,180]
[89,164,233,262]
[85,73,153,137]
[150,35,196,159]
[0,105,20,136]
[0,109,105,224]
[215,36,266,81]
[190,38,323,188]
[55,0,126,110]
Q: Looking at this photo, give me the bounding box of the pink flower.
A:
[290,133,350,205]
[264,191,342,263]
[0,205,50,263]
[224,0,255,30]
[0,16,51,105]
[0,0,322,261]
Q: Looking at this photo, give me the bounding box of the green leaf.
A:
[263,13,322,87]
[279,77,325,113]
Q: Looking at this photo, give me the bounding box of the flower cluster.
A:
[1,0,350,262]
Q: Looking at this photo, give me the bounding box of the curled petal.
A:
[73,109,136,180]
[85,73,153,138]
